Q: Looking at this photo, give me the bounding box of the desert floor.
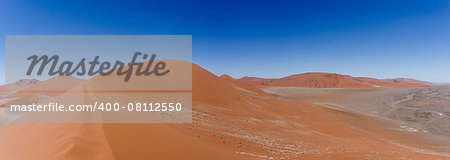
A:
[265,86,450,155]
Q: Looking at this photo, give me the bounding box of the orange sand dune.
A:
[240,72,374,88]
[0,123,245,160]
[0,63,447,159]
[240,72,431,88]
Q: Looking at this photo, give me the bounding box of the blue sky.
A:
[1,0,450,84]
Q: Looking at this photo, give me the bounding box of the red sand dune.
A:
[0,63,447,159]
[240,72,374,88]
[240,72,431,88]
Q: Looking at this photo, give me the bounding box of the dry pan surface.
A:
[265,86,450,154]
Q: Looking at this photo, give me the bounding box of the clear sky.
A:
[1,0,450,84]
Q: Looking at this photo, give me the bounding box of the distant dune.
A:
[220,74,270,96]
[355,77,432,87]
[239,72,374,88]
[1,76,84,108]
[15,76,83,93]
[0,79,40,97]
[0,76,82,95]
[239,72,431,88]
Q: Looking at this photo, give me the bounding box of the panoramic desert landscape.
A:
[1,0,449,159]
[0,63,448,160]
